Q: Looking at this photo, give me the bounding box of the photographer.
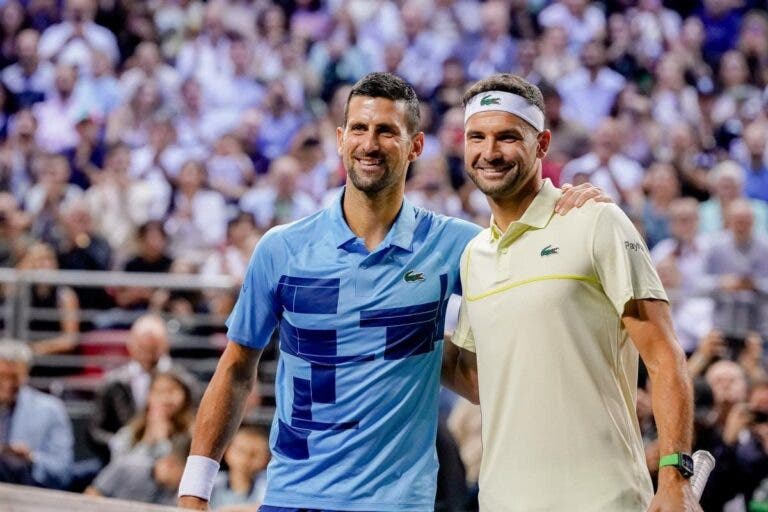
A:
[702,380,768,510]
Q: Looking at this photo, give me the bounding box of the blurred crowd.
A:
[0,0,764,510]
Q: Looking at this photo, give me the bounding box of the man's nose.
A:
[360,131,379,153]
[481,138,501,161]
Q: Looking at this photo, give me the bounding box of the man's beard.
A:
[346,156,398,196]
[467,161,522,199]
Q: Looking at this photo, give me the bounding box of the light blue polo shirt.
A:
[226,189,480,511]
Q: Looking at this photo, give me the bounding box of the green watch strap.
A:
[658,453,681,469]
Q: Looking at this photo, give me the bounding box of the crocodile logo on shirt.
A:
[404,270,425,282]
[540,244,559,257]
[480,94,501,106]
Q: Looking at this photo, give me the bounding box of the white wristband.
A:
[178,455,220,500]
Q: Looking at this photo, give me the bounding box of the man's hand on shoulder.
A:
[556,182,612,214]
[177,495,210,510]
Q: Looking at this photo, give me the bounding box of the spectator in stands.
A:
[0,1,24,70]
[651,53,702,128]
[651,198,713,353]
[52,198,113,311]
[407,156,463,218]
[120,41,180,104]
[701,375,768,509]
[164,159,227,265]
[84,143,167,263]
[86,433,191,505]
[538,0,606,54]
[0,339,73,489]
[698,0,743,66]
[32,63,94,154]
[123,221,173,274]
[629,0,682,63]
[0,109,40,202]
[538,82,589,185]
[289,123,336,203]
[639,162,681,249]
[0,192,31,267]
[88,314,173,462]
[1,29,54,108]
[240,156,317,230]
[699,160,768,235]
[106,79,166,150]
[65,113,106,189]
[557,38,625,131]
[200,212,259,285]
[108,368,196,460]
[462,1,516,83]
[735,120,768,203]
[15,242,79,355]
[702,199,768,340]
[24,154,83,242]
[535,27,579,85]
[38,0,120,73]
[209,424,270,508]
[559,116,644,209]
[175,2,232,88]
[256,80,306,161]
[656,121,713,202]
[207,133,256,204]
[129,115,203,186]
[712,49,763,127]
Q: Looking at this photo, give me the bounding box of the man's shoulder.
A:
[557,199,621,230]
[18,386,67,415]
[268,208,329,240]
[424,210,482,241]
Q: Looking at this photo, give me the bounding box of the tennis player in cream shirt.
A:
[446,74,702,512]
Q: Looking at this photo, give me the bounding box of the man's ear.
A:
[536,130,552,159]
[409,132,425,162]
[336,126,344,156]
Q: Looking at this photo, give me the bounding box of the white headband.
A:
[464,91,545,132]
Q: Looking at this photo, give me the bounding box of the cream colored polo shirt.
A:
[453,179,667,512]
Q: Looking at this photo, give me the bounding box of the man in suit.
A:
[0,339,73,489]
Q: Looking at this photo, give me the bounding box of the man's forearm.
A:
[190,344,258,461]
[648,345,694,483]
[441,336,479,404]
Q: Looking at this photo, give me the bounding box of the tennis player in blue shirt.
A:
[178,72,602,512]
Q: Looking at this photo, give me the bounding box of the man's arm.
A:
[178,341,263,510]
[622,299,701,512]
[441,333,479,404]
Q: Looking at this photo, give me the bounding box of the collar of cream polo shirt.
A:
[488,179,562,249]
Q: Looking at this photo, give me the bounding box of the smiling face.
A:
[464,111,550,201]
[337,96,423,197]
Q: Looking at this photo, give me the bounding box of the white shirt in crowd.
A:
[557,67,626,131]
[38,21,120,73]
[560,152,644,203]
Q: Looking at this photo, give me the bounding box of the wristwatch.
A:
[658,452,694,478]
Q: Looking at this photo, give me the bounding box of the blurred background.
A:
[0,0,766,510]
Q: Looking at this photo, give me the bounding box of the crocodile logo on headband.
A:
[480,95,501,106]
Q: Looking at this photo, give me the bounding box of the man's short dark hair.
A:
[462,73,545,114]
[343,72,421,135]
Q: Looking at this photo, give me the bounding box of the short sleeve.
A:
[452,249,476,353]
[225,228,283,348]
[452,296,476,353]
[591,204,668,316]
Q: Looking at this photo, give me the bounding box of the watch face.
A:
[681,454,694,478]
